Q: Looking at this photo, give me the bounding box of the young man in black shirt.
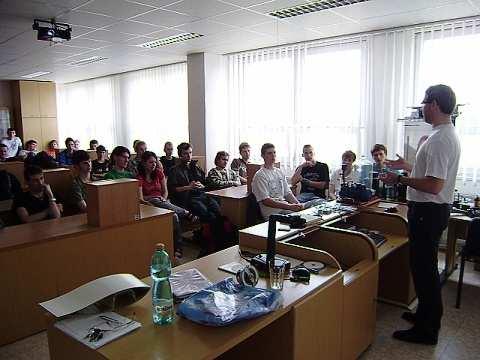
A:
[160,141,178,177]
[291,145,329,202]
[168,142,220,223]
[12,165,61,223]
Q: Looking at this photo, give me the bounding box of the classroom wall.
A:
[0,81,13,109]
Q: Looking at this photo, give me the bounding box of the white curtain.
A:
[227,42,366,174]
[57,62,188,154]
[415,18,480,195]
[225,32,415,174]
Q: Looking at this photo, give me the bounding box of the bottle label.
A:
[155,303,173,317]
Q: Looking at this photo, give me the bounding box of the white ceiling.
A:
[0,0,478,83]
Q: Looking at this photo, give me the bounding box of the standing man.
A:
[231,142,250,185]
[1,128,22,158]
[291,144,329,202]
[381,85,460,345]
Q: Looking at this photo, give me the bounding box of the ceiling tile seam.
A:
[465,0,480,12]
[328,9,361,24]
[124,0,183,10]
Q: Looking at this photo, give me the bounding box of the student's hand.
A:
[194,182,205,189]
[385,154,407,170]
[379,171,399,185]
[188,181,197,190]
[288,203,304,212]
[43,184,54,200]
[56,203,64,213]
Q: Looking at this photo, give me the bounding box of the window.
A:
[417,29,480,193]
[57,63,188,154]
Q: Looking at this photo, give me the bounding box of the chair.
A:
[455,217,480,308]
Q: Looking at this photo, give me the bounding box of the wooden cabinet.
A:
[12,80,58,150]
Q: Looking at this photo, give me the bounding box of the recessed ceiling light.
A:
[21,71,51,78]
[137,33,203,49]
[69,56,108,66]
[269,0,370,19]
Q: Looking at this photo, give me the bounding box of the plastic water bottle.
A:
[151,243,174,325]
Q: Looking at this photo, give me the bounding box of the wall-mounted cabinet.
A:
[12,80,58,150]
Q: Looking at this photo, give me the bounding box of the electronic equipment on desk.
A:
[339,183,375,203]
[303,201,356,219]
[331,222,387,247]
[250,214,306,275]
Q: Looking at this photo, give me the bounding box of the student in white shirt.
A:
[1,128,22,158]
[381,84,461,345]
[329,150,359,199]
[252,143,303,220]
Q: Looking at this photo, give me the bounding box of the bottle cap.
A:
[155,243,165,250]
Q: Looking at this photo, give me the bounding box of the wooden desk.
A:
[206,185,249,228]
[0,205,174,345]
[44,167,73,202]
[46,245,344,360]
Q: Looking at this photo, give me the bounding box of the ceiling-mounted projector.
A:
[32,19,72,43]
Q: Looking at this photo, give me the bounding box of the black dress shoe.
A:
[392,327,438,345]
[401,311,417,324]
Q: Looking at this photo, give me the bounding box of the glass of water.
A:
[269,261,286,290]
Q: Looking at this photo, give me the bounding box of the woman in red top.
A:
[137,151,197,257]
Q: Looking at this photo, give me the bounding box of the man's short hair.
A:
[134,140,146,152]
[7,128,14,132]
[25,139,37,147]
[371,144,387,156]
[422,84,456,115]
[111,146,130,158]
[239,142,250,153]
[72,150,90,165]
[164,141,173,150]
[96,145,106,153]
[89,139,98,146]
[342,150,356,162]
[177,142,192,157]
[24,165,43,181]
[65,137,74,146]
[261,143,275,157]
[302,144,313,152]
[215,151,229,165]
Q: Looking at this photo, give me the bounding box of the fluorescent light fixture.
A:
[138,33,203,49]
[269,0,370,19]
[70,56,108,66]
[21,71,51,78]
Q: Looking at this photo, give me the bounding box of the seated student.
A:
[74,139,81,151]
[207,151,241,190]
[45,139,58,159]
[230,142,250,185]
[127,140,146,176]
[252,143,304,220]
[58,137,76,166]
[89,139,98,151]
[160,141,178,177]
[137,151,197,257]
[1,128,22,159]
[67,150,92,213]
[291,145,329,202]
[329,150,359,199]
[104,146,134,180]
[19,139,39,162]
[91,145,109,178]
[12,165,61,223]
[371,143,388,172]
[0,143,8,162]
[168,142,221,224]
[0,169,21,201]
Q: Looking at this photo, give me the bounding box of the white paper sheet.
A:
[54,311,141,350]
[377,202,398,209]
[39,274,150,318]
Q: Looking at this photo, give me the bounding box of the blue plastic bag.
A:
[177,278,281,326]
